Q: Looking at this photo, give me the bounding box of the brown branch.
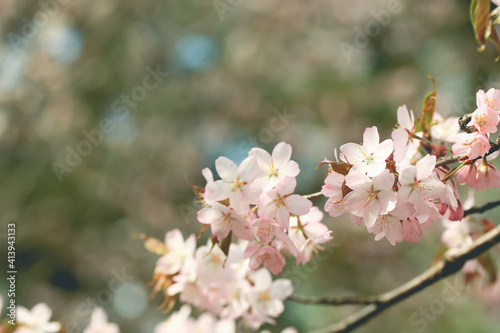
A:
[435,154,464,167]
[287,294,377,306]
[464,200,500,216]
[305,224,500,333]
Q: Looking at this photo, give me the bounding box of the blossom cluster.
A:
[0,300,119,333]
[321,88,500,246]
[197,142,333,274]
[146,230,294,331]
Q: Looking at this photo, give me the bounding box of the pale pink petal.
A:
[272,142,292,168]
[397,105,413,130]
[280,160,300,177]
[363,126,380,153]
[238,156,259,181]
[215,156,237,181]
[339,143,363,164]
[275,176,297,195]
[373,139,393,161]
[416,155,436,180]
[275,207,291,229]
[286,195,312,216]
[249,147,272,166]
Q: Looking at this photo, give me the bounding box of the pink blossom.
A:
[431,113,460,143]
[154,305,193,333]
[204,156,261,213]
[244,268,293,329]
[343,169,397,227]
[83,308,119,333]
[258,176,312,229]
[455,163,478,187]
[452,132,490,159]
[245,243,286,275]
[340,126,393,177]
[392,105,419,162]
[288,207,332,265]
[402,217,424,243]
[476,160,500,191]
[468,104,499,134]
[156,229,196,275]
[441,219,473,255]
[368,203,414,245]
[249,142,300,189]
[476,88,500,112]
[197,203,252,241]
[398,155,446,214]
[321,171,346,217]
[455,158,500,191]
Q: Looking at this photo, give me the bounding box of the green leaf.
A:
[418,76,437,140]
[470,0,500,61]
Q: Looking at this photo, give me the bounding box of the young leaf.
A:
[470,0,500,61]
[417,76,437,139]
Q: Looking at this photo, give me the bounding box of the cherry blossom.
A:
[397,155,446,215]
[249,142,300,189]
[455,162,478,188]
[441,219,473,255]
[452,132,491,159]
[288,207,332,265]
[368,203,414,245]
[475,159,500,191]
[245,243,286,275]
[402,217,424,243]
[322,171,346,217]
[258,176,312,229]
[340,126,393,177]
[204,156,261,213]
[197,202,252,241]
[15,303,61,333]
[83,308,119,333]
[343,169,397,227]
[468,104,499,134]
[431,113,460,142]
[392,105,419,162]
[156,229,196,275]
[476,88,500,112]
[244,268,293,329]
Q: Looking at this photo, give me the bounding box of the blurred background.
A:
[0,0,499,332]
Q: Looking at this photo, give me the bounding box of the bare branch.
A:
[435,154,464,167]
[464,200,500,216]
[303,191,323,199]
[307,224,500,333]
[287,294,377,306]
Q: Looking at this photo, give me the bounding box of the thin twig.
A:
[308,224,500,333]
[304,191,323,199]
[464,200,500,216]
[287,295,377,306]
[435,154,464,167]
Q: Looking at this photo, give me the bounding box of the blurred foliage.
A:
[0,0,499,332]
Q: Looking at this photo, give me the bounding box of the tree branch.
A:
[302,224,500,333]
[464,200,500,217]
[287,294,377,306]
[303,191,323,199]
[287,199,500,332]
